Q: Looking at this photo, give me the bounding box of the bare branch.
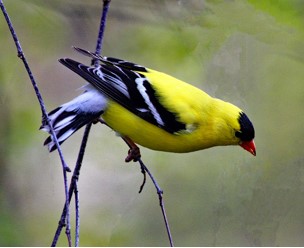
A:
[51,0,112,246]
[0,0,72,246]
[93,0,111,65]
[137,159,174,247]
[100,120,174,246]
[74,180,80,247]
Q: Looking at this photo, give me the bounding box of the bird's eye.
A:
[235,131,242,138]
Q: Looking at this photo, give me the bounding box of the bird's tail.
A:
[41,105,102,152]
[41,88,106,152]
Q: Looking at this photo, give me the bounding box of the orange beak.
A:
[240,140,256,156]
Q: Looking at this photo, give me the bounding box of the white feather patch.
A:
[135,78,164,126]
[54,115,76,130]
[63,85,108,113]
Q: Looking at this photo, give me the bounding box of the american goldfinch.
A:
[41,47,256,159]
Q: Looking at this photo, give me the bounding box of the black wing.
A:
[59,58,186,133]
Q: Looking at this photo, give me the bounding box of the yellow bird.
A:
[41,48,256,160]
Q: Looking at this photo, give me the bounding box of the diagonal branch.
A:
[51,123,93,247]
[51,0,112,246]
[0,0,72,245]
[137,159,174,247]
[93,0,111,66]
[103,120,174,246]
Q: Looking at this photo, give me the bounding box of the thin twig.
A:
[0,0,72,246]
[51,0,111,246]
[72,122,92,246]
[0,1,71,173]
[137,159,174,247]
[51,123,93,246]
[73,0,111,244]
[105,121,173,246]
[138,164,147,194]
[74,180,80,247]
[93,0,111,66]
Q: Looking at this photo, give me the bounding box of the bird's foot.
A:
[125,146,141,162]
[95,119,141,162]
[122,136,141,162]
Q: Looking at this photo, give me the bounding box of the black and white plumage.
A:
[58,57,186,133]
[41,51,186,152]
[41,85,106,151]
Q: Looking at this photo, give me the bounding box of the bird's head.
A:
[235,112,256,156]
[212,99,256,156]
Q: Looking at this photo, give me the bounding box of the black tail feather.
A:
[41,107,103,152]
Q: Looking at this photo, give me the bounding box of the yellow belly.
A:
[102,101,216,153]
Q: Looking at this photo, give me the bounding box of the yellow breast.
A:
[102,101,211,152]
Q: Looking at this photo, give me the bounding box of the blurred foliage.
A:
[0,0,304,246]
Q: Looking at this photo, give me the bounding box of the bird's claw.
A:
[125,146,141,162]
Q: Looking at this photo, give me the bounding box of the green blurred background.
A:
[1,0,304,246]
